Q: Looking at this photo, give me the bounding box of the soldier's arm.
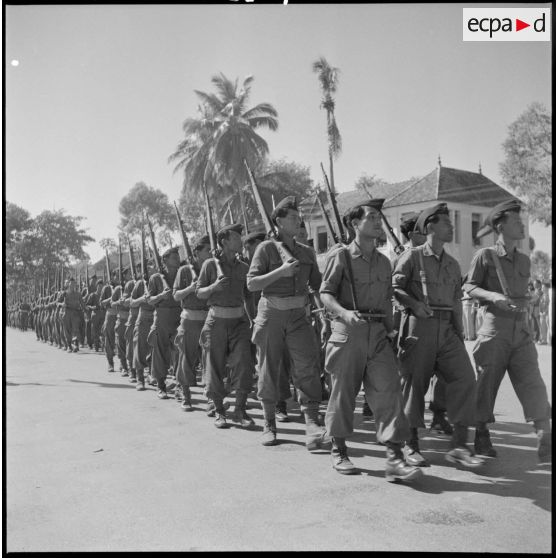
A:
[246,243,297,292]
[196,259,226,299]
[392,251,431,318]
[173,266,196,301]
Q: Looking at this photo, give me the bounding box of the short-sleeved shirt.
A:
[131,280,154,318]
[320,241,393,313]
[173,265,207,311]
[62,291,83,311]
[392,243,462,308]
[196,257,249,307]
[247,239,321,297]
[463,241,530,308]
[148,271,181,309]
[101,285,117,316]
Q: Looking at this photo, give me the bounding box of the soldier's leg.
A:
[71,311,81,351]
[125,322,136,380]
[104,315,116,371]
[148,322,172,398]
[115,319,128,374]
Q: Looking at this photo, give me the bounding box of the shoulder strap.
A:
[342,246,359,311]
[417,248,430,307]
[489,248,511,297]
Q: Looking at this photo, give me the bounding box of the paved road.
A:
[6,329,553,552]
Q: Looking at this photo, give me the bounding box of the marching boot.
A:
[181,386,193,412]
[304,402,332,451]
[534,420,552,463]
[275,400,290,422]
[261,402,278,446]
[231,391,255,429]
[430,411,453,435]
[446,424,484,467]
[474,423,497,458]
[213,399,228,429]
[331,437,358,475]
[403,428,429,467]
[385,442,423,483]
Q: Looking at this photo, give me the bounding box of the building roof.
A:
[384,166,520,208]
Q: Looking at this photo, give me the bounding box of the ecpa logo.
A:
[463,8,550,41]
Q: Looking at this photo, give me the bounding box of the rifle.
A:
[314,189,340,246]
[360,183,405,255]
[126,234,136,281]
[105,249,111,285]
[243,159,296,265]
[144,212,170,290]
[320,162,346,244]
[173,201,198,280]
[118,237,123,286]
[85,263,90,293]
[201,181,225,278]
[139,226,148,288]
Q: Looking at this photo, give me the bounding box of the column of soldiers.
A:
[10,198,552,481]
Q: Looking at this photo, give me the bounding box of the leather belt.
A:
[210,306,245,319]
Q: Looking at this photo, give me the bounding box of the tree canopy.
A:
[500,102,552,225]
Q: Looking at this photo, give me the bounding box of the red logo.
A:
[516,19,530,31]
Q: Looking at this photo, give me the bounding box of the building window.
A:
[471,213,482,246]
[453,210,460,244]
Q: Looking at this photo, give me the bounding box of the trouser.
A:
[429,374,447,413]
[115,315,128,369]
[56,316,66,347]
[90,312,103,350]
[324,319,411,443]
[399,316,476,429]
[252,300,322,414]
[277,344,294,401]
[85,318,92,347]
[64,309,82,347]
[147,307,181,385]
[103,312,117,366]
[462,299,476,340]
[539,313,549,344]
[125,315,137,374]
[133,312,154,383]
[200,313,254,403]
[174,317,205,387]
[20,312,29,331]
[473,325,550,425]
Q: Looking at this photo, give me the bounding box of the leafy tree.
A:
[169,73,278,230]
[119,181,175,238]
[354,174,389,196]
[500,102,551,225]
[6,202,32,242]
[312,57,341,194]
[530,251,551,282]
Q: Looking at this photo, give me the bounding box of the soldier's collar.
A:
[495,239,515,258]
[422,242,445,259]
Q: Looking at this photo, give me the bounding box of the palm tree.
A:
[169,73,278,231]
[312,57,342,194]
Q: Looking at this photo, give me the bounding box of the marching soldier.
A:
[59,278,86,352]
[320,200,422,481]
[247,197,330,449]
[392,203,483,468]
[112,267,132,375]
[173,235,211,411]
[146,247,181,399]
[101,274,117,372]
[463,200,551,462]
[122,264,142,383]
[196,223,256,429]
[86,280,105,352]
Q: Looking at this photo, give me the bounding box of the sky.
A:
[5,3,553,263]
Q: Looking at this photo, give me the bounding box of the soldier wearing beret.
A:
[59,278,86,353]
[146,246,182,399]
[112,267,132,375]
[173,235,211,411]
[86,279,105,352]
[247,196,330,450]
[396,212,453,436]
[463,200,551,462]
[196,223,256,429]
[393,203,483,468]
[320,200,422,481]
[100,273,119,372]
[121,265,141,382]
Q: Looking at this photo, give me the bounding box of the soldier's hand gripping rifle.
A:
[173,201,198,280]
[126,234,137,282]
[201,181,225,279]
[243,159,297,265]
[360,182,405,255]
[144,212,171,291]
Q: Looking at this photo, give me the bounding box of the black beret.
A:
[475,199,523,239]
[271,196,298,222]
[217,223,243,238]
[243,231,266,244]
[194,235,211,251]
[414,203,449,234]
[162,246,179,258]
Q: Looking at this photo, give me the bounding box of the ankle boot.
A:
[535,423,552,463]
[261,418,278,446]
[446,424,483,467]
[231,391,255,428]
[331,437,358,474]
[403,428,429,466]
[304,402,332,451]
[385,442,423,483]
[181,386,193,412]
[474,424,497,457]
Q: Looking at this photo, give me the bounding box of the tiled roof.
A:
[384,166,520,208]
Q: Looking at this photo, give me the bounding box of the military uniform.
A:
[463,200,551,461]
[101,283,117,371]
[122,278,138,381]
[131,279,153,389]
[393,203,481,468]
[113,280,131,374]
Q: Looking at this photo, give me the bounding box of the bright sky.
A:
[5,3,553,263]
